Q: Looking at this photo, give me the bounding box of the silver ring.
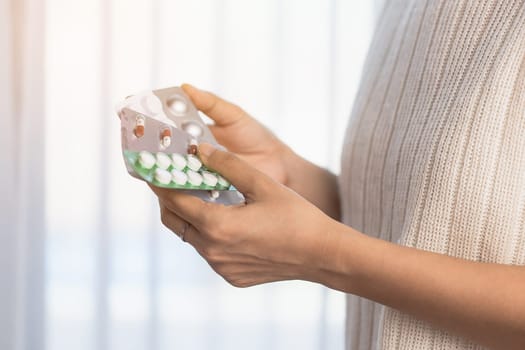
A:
[179,222,189,242]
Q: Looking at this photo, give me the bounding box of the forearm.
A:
[283,148,340,220]
[316,223,525,349]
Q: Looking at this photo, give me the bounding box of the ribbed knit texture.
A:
[339,1,525,349]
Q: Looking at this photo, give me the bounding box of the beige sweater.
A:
[339,0,525,349]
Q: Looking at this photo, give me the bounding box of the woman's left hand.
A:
[149,146,525,349]
[148,143,341,287]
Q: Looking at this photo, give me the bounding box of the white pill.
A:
[217,175,230,187]
[186,154,202,171]
[171,153,187,170]
[141,95,162,115]
[187,170,203,186]
[172,100,187,114]
[167,95,187,115]
[138,151,156,169]
[154,168,172,185]
[202,171,218,187]
[171,169,188,185]
[183,121,203,137]
[156,152,171,170]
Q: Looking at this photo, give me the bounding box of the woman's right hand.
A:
[181,84,294,185]
[182,84,340,219]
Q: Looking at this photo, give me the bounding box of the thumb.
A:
[198,143,272,199]
[181,84,247,126]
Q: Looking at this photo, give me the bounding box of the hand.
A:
[181,84,341,220]
[181,84,293,185]
[149,143,340,287]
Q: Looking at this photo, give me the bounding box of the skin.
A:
[149,84,525,349]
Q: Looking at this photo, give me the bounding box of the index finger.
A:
[181,84,247,126]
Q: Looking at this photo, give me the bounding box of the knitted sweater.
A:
[339,0,525,349]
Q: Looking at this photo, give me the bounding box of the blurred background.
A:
[1,0,381,349]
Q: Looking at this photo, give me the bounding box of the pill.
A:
[188,145,198,155]
[167,95,187,115]
[186,154,202,171]
[156,152,171,170]
[134,116,145,138]
[217,175,230,187]
[154,168,172,185]
[138,151,156,169]
[142,95,162,115]
[202,171,218,187]
[171,153,187,170]
[187,170,203,186]
[160,128,172,148]
[171,169,188,185]
[162,136,171,148]
[187,139,198,155]
[183,121,203,137]
[134,125,145,138]
[209,190,220,200]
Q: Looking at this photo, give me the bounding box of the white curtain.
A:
[1,0,376,349]
[1,0,46,349]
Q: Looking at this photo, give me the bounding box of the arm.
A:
[150,135,525,350]
[317,224,525,349]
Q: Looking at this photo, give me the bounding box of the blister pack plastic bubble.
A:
[116,86,245,205]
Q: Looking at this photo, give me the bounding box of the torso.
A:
[339,1,525,348]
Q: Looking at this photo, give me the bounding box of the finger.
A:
[149,184,214,226]
[181,84,247,126]
[159,202,203,246]
[159,203,186,238]
[198,143,273,199]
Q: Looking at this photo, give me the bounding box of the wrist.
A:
[310,222,376,293]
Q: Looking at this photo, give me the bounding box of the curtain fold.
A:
[0,0,46,349]
[0,1,17,349]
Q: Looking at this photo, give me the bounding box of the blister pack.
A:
[116,86,245,205]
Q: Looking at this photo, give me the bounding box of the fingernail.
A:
[198,143,217,158]
[181,83,199,92]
